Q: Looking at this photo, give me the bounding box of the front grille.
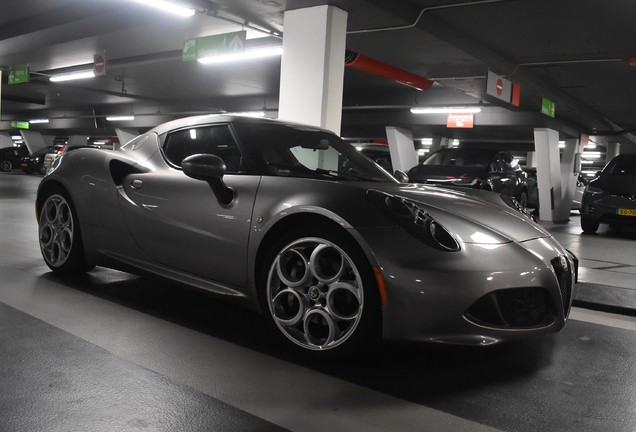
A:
[465,287,555,328]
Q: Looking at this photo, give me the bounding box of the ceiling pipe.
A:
[344,50,433,91]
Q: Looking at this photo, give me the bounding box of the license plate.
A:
[45,157,52,161]
[21,163,27,167]
[617,208,636,217]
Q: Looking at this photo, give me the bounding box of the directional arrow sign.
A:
[8,67,29,84]
[191,30,246,61]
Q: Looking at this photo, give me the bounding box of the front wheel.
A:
[518,190,528,210]
[581,216,599,234]
[260,226,381,357]
[0,160,12,172]
[38,190,93,274]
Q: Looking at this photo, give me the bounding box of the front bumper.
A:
[360,228,576,345]
[582,193,636,226]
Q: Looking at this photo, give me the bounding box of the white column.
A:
[0,133,13,149]
[385,126,417,173]
[606,142,620,162]
[556,137,583,220]
[115,128,140,149]
[534,128,562,222]
[278,6,347,134]
[526,151,537,167]
[429,136,449,154]
[20,130,48,153]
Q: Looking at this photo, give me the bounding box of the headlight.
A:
[367,189,460,251]
[452,177,481,187]
[585,184,604,194]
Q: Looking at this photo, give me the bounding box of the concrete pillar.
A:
[385,126,417,173]
[20,130,48,153]
[526,151,537,167]
[556,137,583,220]
[115,128,140,149]
[606,142,620,162]
[67,135,89,149]
[429,136,449,154]
[534,128,563,222]
[0,133,13,149]
[278,5,347,134]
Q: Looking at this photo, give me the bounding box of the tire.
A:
[38,164,47,175]
[0,160,12,172]
[260,225,381,358]
[581,216,599,234]
[517,190,528,210]
[38,189,93,274]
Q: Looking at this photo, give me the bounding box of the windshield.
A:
[423,149,493,168]
[238,122,397,182]
[604,156,636,175]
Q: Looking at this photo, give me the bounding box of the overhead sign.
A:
[94,53,107,76]
[447,113,474,128]
[8,67,29,84]
[486,70,511,103]
[11,121,29,129]
[541,97,555,117]
[182,31,246,62]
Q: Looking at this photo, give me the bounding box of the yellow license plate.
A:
[21,163,27,166]
[617,208,636,217]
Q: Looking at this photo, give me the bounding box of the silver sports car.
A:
[37,115,577,357]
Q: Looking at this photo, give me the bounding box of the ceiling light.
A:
[11,136,21,140]
[198,47,283,64]
[29,119,49,123]
[50,70,95,82]
[410,107,482,114]
[132,0,195,16]
[224,111,266,117]
[106,115,135,121]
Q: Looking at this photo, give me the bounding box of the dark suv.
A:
[407,148,529,207]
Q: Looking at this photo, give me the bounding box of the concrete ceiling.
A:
[1,0,635,154]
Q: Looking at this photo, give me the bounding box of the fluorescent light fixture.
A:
[50,70,95,82]
[198,47,283,64]
[11,136,21,140]
[586,143,597,149]
[421,138,433,145]
[93,141,106,145]
[106,115,135,121]
[411,106,482,114]
[581,160,594,164]
[29,119,49,124]
[132,0,195,16]
[582,152,601,159]
[224,111,266,118]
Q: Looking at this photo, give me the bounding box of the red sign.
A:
[496,78,504,96]
[94,53,107,76]
[447,113,474,128]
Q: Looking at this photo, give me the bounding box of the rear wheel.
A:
[39,189,93,273]
[260,225,381,358]
[581,216,599,234]
[0,160,12,172]
[518,190,528,210]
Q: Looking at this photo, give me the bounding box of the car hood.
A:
[595,174,636,195]
[370,183,548,244]
[408,165,487,182]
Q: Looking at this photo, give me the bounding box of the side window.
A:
[162,125,244,173]
[490,155,505,173]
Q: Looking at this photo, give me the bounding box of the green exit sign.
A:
[8,67,30,84]
[541,97,555,118]
[182,31,246,62]
[11,121,30,129]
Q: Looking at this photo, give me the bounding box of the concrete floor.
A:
[2,171,636,432]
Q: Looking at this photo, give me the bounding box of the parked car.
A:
[42,144,66,172]
[407,148,529,208]
[580,154,636,233]
[355,143,393,172]
[1,145,29,172]
[524,168,586,212]
[37,115,576,358]
[21,146,53,175]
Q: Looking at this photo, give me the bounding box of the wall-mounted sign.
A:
[11,121,29,129]
[8,67,29,84]
[447,113,474,128]
[182,31,246,62]
[94,53,107,76]
[541,97,555,117]
[486,70,512,103]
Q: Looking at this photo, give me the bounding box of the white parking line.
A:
[569,307,636,331]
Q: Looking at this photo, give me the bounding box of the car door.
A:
[117,123,260,288]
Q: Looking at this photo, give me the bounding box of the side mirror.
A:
[182,153,233,205]
[393,170,409,183]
